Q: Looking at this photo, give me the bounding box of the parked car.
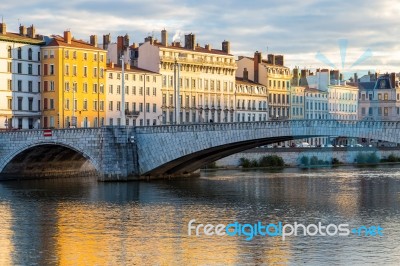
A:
[298,142,310,148]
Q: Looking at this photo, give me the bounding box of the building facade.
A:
[235,75,268,122]
[0,23,43,129]
[137,31,237,124]
[290,86,305,120]
[328,84,358,120]
[41,31,107,128]
[236,52,292,120]
[106,63,162,126]
[358,73,399,121]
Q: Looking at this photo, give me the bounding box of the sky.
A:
[1,0,399,77]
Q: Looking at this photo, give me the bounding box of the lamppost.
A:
[143,73,146,125]
[174,58,180,124]
[120,55,126,126]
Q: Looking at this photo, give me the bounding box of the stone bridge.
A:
[0,120,399,180]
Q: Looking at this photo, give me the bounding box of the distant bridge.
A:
[0,120,399,180]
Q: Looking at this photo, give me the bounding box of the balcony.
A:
[125,110,140,118]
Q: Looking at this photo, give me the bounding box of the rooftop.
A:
[151,42,232,56]
[107,64,159,75]
[0,32,44,45]
[45,35,105,51]
[235,77,265,86]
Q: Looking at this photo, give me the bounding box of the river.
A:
[0,166,399,265]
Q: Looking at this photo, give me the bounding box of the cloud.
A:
[1,0,399,73]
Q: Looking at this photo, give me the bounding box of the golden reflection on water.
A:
[0,203,13,265]
[55,202,290,265]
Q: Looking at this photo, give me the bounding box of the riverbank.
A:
[214,146,400,169]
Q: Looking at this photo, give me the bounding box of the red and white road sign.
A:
[43,129,52,137]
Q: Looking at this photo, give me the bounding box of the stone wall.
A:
[216,147,400,167]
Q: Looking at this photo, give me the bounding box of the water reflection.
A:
[0,167,399,264]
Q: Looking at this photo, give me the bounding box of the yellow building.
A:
[41,31,107,128]
[237,52,292,120]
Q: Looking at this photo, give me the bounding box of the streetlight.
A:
[174,58,180,124]
[143,73,146,125]
[121,55,126,126]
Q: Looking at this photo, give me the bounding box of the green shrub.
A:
[332,158,340,165]
[367,152,380,164]
[356,152,380,164]
[310,156,319,165]
[300,156,309,166]
[239,158,251,168]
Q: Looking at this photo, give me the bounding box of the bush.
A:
[367,152,380,164]
[310,156,319,166]
[332,158,341,165]
[300,156,309,166]
[239,155,284,168]
[356,152,380,164]
[387,154,400,162]
[239,158,251,168]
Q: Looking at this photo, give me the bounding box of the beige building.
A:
[290,86,305,120]
[236,52,292,120]
[235,74,268,122]
[136,30,236,124]
[358,73,399,121]
[328,84,358,120]
[106,63,162,126]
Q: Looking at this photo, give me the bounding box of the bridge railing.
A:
[134,120,400,134]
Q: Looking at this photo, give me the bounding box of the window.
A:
[93,84,98,93]
[117,101,121,111]
[50,99,54,109]
[108,101,113,111]
[37,65,40,75]
[50,64,54,75]
[17,63,22,73]
[93,67,97,77]
[65,64,69,75]
[50,81,55,91]
[18,48,22,59]
[28,64,32,74]
[17,97,22,110]
[7,62,11,72]
[18,80,22,91]
[153,104,156,112]
[7,46,11,58]
[83,99,88,110]
[28,48,32,60]
[99,101,104,111]
[65,82,70,91]
[153,87,157,96]
[109,85,113,94]
[83,66,87,77]
[65,98,70,109]
[93,100,98,111]
[28,81,33,92]
[83,83,88,93]
[8,98,12,109]
[100,84,104,94]
[73,51,77,59]
[83,53,87,60]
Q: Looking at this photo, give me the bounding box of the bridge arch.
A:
[0,141,100,180]
[135,120,400,176]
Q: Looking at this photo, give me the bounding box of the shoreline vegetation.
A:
[202,153,400,170]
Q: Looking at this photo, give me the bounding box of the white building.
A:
[0,23,43,130]
[137,30,237,124]
[106,63,162,126]
[328,84,358,120]
[235,74,268,122]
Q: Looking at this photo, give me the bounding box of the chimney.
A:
[19,25,27,36]
[90,35,98,47]
[293,67,300,86]
[184,33,195,50]
[27,25,36,38]
[243,68,249,81]
[161,29,168,46]
[123,34,129,49]
[109,62,114,68]
[0,22,6,34]
[275,55,284,66]
[64,31,72,44]
[390,73,396,89]
[131,43,137,49]
[254,51,262,83]
[267,54,275,65]
[144,36,154,44]
[222,40,230,54]
[205,44,211,51]
[301,69,308,78]
[354,73,358,84]
[103,34,111,49]
[125,63,130,70]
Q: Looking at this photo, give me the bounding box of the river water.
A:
[0,166,399,265]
